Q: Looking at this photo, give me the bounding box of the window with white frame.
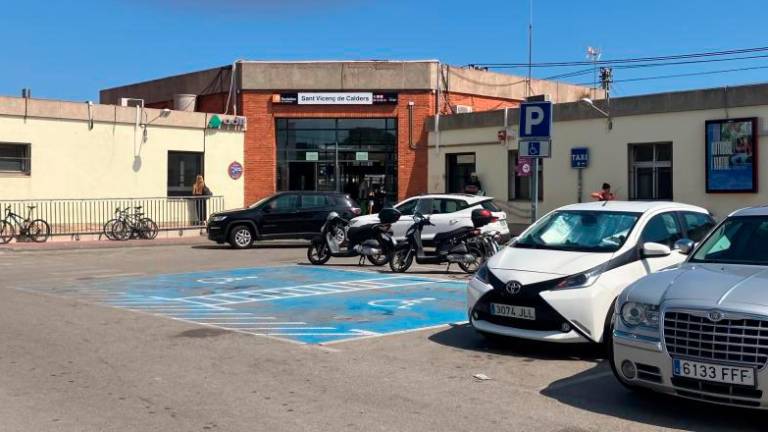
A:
[0,143,31,175]
[629,142,672,200]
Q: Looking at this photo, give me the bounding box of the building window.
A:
[168,151,204,196]
[0,143,31,175]
[508,150,543,201]
[446,153,476,193]
[275,118,397,203]
[629,142,672,200]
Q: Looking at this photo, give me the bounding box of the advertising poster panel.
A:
[705,118,758,193]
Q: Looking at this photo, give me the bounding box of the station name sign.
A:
[273,92,398,105]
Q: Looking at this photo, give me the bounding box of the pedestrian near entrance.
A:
[192,175,212,225]
[590,182,616,201]
[464,172,483,195]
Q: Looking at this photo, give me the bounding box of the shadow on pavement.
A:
[428,323,602,362]
[433,324,767,430]
[191,243,308,250]
[541,363,766,431]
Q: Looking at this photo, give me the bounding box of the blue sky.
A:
[2,0,767,101]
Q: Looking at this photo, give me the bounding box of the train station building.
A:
[100,60,594,205]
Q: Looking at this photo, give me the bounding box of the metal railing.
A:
[0,196,225,238]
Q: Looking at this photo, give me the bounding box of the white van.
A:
[467,201,714,345]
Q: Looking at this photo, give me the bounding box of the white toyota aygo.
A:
[467,201,714,345]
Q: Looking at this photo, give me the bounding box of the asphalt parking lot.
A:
[0,241,765,431]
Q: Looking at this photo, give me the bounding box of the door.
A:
[639,212,686,272]
[300,194,332,234]
[260,194,301,236]
[288,163,316,191]
[446,153,476,193]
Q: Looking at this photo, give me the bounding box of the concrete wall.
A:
[428,83,768,225]
[0,97,245,210]
[100,66,232,107]
[100,61,597,107]
[443,66,601,103]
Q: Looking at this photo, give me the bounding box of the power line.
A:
[574,64,768,85]
[475,46,768,68]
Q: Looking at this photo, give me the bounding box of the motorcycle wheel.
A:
[389,247,414,273]
[367,251,389,266]
[459,245,483,274]
[307,241,331,265]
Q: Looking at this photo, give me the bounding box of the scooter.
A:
[307,208,401,266]
[389,209,496,274]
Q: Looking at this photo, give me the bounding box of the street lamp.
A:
[580,97,612,130]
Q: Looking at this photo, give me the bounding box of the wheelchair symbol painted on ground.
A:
[196,275,260,285]
[368,297,436,310]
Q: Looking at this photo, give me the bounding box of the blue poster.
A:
[706,118,757,192]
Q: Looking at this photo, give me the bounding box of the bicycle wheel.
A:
[103,219,119,241]
[112,220,131,241]
[27,219,51,243]
[139,218,158,240]
[0,220,14,244]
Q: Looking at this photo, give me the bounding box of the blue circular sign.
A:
[228,161,243,180]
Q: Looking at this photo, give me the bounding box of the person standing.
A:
[464,172,483,195]
[192,175,211,225]
[590,182,615,201]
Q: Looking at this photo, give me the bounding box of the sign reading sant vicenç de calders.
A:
[273,92,398,105]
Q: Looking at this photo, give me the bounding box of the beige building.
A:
[428,83,768,230]
[0,96,245,237]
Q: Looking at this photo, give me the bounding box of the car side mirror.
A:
[674,239,695,255]
[642,242,672,258]
[261,206,271,213]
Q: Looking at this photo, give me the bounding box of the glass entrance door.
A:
[276,118,397,200]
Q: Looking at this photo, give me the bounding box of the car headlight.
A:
[210,215,228,222]
[620,302,660,328]
[554,264,605,289]
[474,263,490,285]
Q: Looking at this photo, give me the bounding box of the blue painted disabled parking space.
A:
[73,266,468,344]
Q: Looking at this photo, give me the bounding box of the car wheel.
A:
[228,225,254,249]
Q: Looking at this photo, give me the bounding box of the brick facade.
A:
[148,90,521,205]
[239,91,439,205]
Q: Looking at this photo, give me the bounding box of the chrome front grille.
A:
[664,310,768,369]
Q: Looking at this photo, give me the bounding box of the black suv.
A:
[207,192,361,249]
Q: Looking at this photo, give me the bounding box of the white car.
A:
[351,194,509,243]
[612,205,768,409]
[467,201,715,345]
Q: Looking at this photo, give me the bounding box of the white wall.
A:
[0,115,244,211]
[429,105,768,224]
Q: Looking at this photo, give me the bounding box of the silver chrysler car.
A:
[612,205,768,409]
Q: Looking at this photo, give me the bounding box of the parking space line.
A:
[199,322,308,325]
[176,278,438,306]
[320,323,467,345]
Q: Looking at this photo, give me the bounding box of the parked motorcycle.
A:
[471,227,503,263]
[388,208,496,274]
[307,208,401,266]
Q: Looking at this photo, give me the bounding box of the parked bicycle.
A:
[0,205,51,244]
[103,206,158,241]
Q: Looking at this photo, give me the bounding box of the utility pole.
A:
[527,0,533,97]
[586,47,601,99]
[600,66,613,128]
[527,0,538,223]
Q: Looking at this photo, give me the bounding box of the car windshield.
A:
[691,216,768,265]
[515,210,640,252]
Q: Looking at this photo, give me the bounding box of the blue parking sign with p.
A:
[519,101,552,139]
